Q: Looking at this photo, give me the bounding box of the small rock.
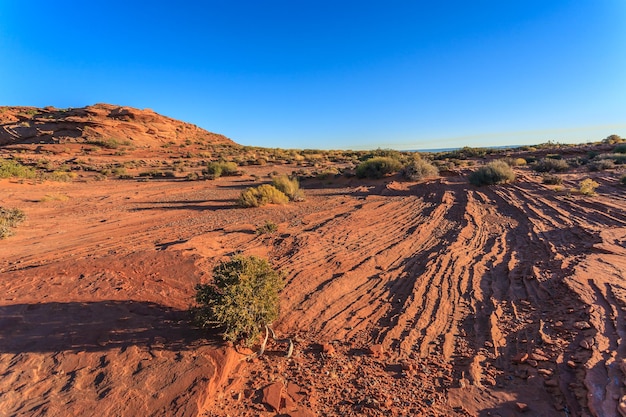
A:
[574,321,591,330]
[554,321,564,327]
[544,379,559,387]
[538,368,553,377]
[580,338,594,350]
[526,359,538,367]
[322,343,335,356]
[368,344,385,357]
[529,353,550,362]
[516,402,529,412]
[512,352,528,363]
[567,360,576,369]
[262,381,284,412]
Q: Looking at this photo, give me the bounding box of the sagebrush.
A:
[192,255,284,346]
[469,160,516,186]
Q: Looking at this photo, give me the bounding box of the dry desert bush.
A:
[239,184,289,207]
[469,160,516,186]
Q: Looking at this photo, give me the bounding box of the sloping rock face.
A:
[0,104,233,148]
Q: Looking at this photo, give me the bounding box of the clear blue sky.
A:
[1,1,625,150]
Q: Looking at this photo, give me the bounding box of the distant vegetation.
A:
[192,255,284,346]
[469,160,516,186]
[401,157,439,181]
[202,161,240,179]
[0,159,37,179]
[256,220,278,235]
[355,157,403,179]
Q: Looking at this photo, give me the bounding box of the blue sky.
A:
[1,1,625,150]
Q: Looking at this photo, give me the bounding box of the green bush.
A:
[532,158,570,173]
[588,160,615,172]
[271,175,304,201]
[239,184,289,207]
[355,157,403,179]
[192,255,284,346]
[0,159,37,179]
[401,158,439,181]
[614,144,626,154]
[469,160,516,186]
[202,161,239,179]
[579,178,599,195]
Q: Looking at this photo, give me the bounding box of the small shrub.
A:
[614,144,626,154]
[588,160,615,172]
[578,178,599,195]
[271,175,304,201]
[239,184,289,208]
[355,157,403,179]
[501,157,527,167]
[202,161,239,179]
[256,220,278,235]
[0,159,37,179]
[469,160,516,186]
[533,158,570,173]
[47,171,77,182]
[192,255,284,346]
[401,158,439,181]
[620,175,626,185]
[542,174,563,185]
[0,207,26,239]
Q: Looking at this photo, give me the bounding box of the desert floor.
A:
[1,163,626,417]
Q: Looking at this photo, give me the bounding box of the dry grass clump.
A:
[256,220,278,235]
[401,157,439,181]
[533,158,570,173]
[0,207,26,239]
[271,175,304,201]
[239,184,289,207]
[542,174,563,185]
[578,178,599,195]
[202,161,240,179]
[356,157,403,179]
[469,160,516,186]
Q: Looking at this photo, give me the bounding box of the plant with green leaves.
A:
[355,156,403,179]
[469,160,516,186]
[192,255,284,346]
[401,157,439,181]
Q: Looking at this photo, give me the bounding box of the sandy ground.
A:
[1,161,625,417]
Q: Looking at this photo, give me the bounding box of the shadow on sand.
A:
[0,300,217,353]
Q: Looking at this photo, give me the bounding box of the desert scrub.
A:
[542,174,563,185]
[0,159,37,179]
[271,175,304,201]
[620,175,626,185]
[202,161,240,179]
[532,158,570,173]
[613,144,626,154]
[239,184,289,207]
[401,157,439,181]
[256,220,278,235]
[0,207,26,239]
[192,255,284,346]
[578,178,599,195]
[356,157,403,179]
[469,160,516,186]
